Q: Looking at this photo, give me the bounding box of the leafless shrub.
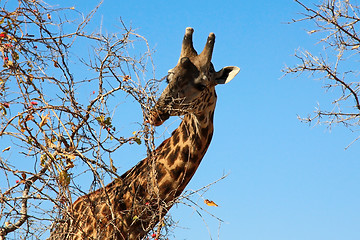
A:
[0,0,159,238]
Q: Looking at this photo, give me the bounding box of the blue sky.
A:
[3,0,360,239]
[87,1,360,239]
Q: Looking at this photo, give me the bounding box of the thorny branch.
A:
[0,0,161,238]
[0,1,225,239]
[284,0,360,147]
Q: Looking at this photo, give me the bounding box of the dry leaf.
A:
[59,170,70,186]
[307,30,316,34]
[2,146,10,152]
[6,60,13,67]
[123,75,130,81]
[66,158,75,169]
[39,113,50,127]
[66,154,76,160]
[25,114,34,122]
[204,199,218,207]
[53,60,59,68]
[352,45,360,50]
[27,74,34,82]
[45,136,56,148]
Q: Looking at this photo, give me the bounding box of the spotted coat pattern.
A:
[49,27,239,240]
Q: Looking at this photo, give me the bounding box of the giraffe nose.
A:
[148,109,170,126]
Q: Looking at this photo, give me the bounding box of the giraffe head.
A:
[149,27,240,126]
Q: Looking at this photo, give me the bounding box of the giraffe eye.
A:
[194,83,206,91]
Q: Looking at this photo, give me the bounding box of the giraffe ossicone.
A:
[49,27,239,240]
[149,27,239,126]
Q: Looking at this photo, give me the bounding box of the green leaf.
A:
[134,137,141,145]
[95,115,104,123]
[13,52,19,60]
[59,170,70,187]
[40,154,47,167]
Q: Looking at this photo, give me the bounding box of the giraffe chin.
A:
[148,110,170,126]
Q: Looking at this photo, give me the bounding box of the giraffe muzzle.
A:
[148,109,170,126]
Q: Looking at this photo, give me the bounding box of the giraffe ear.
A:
[214,66,240,85]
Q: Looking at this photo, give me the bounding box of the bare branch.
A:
[284,0,360,146]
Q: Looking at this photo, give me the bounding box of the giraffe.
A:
[49,27,240,240]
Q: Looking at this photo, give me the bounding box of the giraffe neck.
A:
[50,95,218,240]
[153,99,216,201]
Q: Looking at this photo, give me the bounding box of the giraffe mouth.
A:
[148,110,170,126]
